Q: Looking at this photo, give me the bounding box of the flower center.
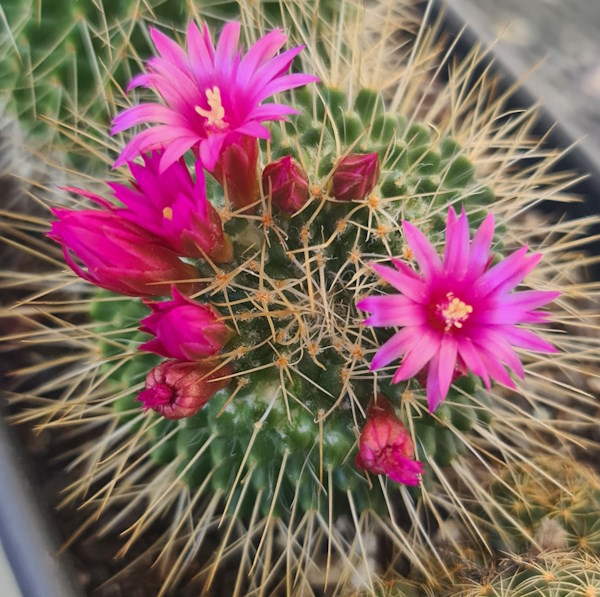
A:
[162,206,173,220]
[195,86,227,130]
[437,291,473,333]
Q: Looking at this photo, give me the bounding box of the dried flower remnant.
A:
[48,208,198,297]
[355,396,423,485]
[358,207,559,412]
[140,288,230,360]
[111,22,319,172]
[138,360,232,419]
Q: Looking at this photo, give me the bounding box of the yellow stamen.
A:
[440,291,473,332]
[162,206,173,220]
[195,86,227,129]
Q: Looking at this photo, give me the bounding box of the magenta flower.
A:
[108,152,232,262]
[357,207,559,412]
[140,288,230,360]
[138,360,232,419]
[48,208,198,297]
[111,21,319,172]
[355,396,424,485]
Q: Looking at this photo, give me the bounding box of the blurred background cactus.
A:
[1,1,599,596]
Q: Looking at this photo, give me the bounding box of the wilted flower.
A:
[262,155,310,214]
[138,360,232,419]
[108,152,232,261]
[355,396,423,485]
[331,152,380,201]
[111,21,318,172]
[48,208,198,297]
[140,288,230,360]
[358,207,559,412]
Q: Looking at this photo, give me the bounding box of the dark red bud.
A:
[331,152,380,201]
[262,155,310,214]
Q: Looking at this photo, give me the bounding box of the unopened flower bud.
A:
[355,395,424,485]
[140,288,230,360]
[331,152,380,201]
[211,134,260,211]
[138,360,232,419]
[48,208,198,297]
[262,155,310,214]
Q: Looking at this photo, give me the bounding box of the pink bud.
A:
[262,155,310,214]
[138,360,232,419]
[48,208,198,297]
[355,395,424,485]
[140,288,230,360]
[211,134,260,211]
[331,153,380,201]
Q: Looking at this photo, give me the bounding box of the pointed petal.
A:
[503,327,558,353]
[187,21,216,79]
[402,220,442,281]
[370,327,421,371]
[438,336,458,399]
[158,136,199,172]
[254,73,320,102]
[443,206,470,278]
[199,134,226,170]
[235,121,271,138]
[426,353,443,412]
[476,347,516,388]
[469,211,494,277]
[457,337,490,389]
[370,262,428,303]
[238,29,287,84]
[215,22,241,73]
[359,295,425,327]
[150,27,189,71]
[391,331,440,383]
[474,247,543,298]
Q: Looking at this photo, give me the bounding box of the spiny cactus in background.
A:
[484,456,600,556]
[454,551,600,597]
[1,1,599,596]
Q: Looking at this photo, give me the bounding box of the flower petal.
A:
[370,327,421,371]
[402,220,442,281]
[370,262,428,303]
[391,330,440,383]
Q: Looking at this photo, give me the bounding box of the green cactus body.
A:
[90,83,497,522]
[485,457,600,555]
[458,552,600,597]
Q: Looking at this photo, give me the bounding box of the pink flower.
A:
[357,207,559,412]
[355,396,424,485]
[262,155,310,214]
[138,360,232,419]
[140,288,230,360]
[108,152,232,261]
[331,153,380,201]
[111,21,319,172]
[48,208,198,297]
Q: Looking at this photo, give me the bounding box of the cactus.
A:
[484,456,600,555]
[454,551,600,597]
[1,1,600,596]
